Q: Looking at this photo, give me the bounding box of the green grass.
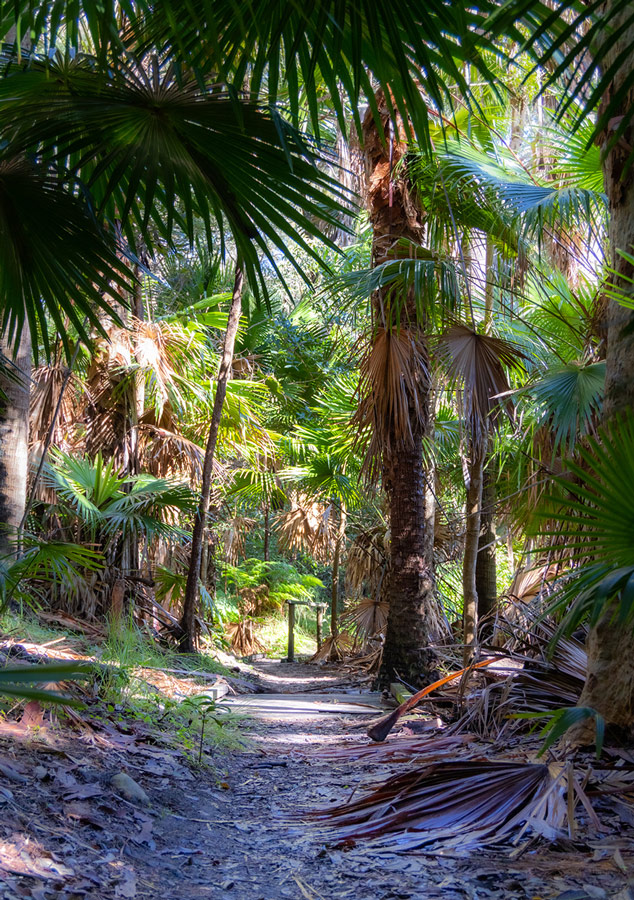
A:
[0,609,72,646]
[0,609,243,761]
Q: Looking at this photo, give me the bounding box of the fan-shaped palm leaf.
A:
[133,0,507,151]
[541,412,634,635]
[0,54,352,296]
[437,323,526,446]
[0,157,131,355]
[520,361,605,454]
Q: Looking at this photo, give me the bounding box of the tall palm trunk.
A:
[359,94,436,686]
[475,459,497,642]
[573,4,634,741]
[0,326,31,560]
[381,414,436,683]
[462,444,484,664]
[180,263,244,651]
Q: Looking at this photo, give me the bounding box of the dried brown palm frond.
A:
[306,733,474,763]
[448,615,587,738]
[342,596,389,642]
[225,620,266,657]
[311,632,354,663]
[222,515,257,564]
[311,760,571,850]
[346,525,388,596]
[30,363,84,454]
[437,323,526,447]
[84,329,133,462]
[490,564,559,647]
[353,326,429,480]
[274,494,334,562]
[139,424,216,484]
[132,318,183,416]
[237,584,272,618]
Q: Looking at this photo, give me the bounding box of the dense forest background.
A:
[1,0,633,751]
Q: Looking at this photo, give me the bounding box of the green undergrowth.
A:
[0,610,245,762]
[257,612,317,658]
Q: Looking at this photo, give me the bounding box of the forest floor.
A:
[1,641,634,900]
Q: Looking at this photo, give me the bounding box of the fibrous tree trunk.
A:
[462,444,484,664]
[329,502,347,650]
[0,326,31,561]
[359,93,436,687]
[573,3,634,742]
[180,263,244,651]
[381,415,436,683]
[476,459,497,643]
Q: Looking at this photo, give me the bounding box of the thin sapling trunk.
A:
[180,263,244,652]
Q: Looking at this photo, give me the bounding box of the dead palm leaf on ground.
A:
[311,632,354,663]
[306,733,473,763]
[448,618,587,737]
[311,760,569,850]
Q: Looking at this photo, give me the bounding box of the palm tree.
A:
[482,0,634,739]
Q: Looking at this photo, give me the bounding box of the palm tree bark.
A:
[475,459,497,642]
[0,326,31,560]
[180,263,244,651]
[462,444,484,664]
[359,93,436,686]
[573,4,634,742]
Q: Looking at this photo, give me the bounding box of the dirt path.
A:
[138,660,631,900]
[1,658,631,900]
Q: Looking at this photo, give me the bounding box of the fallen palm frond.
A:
[306,732,473,763]
[311,632,354,663]
[311,760,569,850]
[448,620,587,738]
[367,658,499,742]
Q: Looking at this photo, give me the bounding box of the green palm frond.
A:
[0,661,92,704]
[279,454,360,507]
[0,534,104,610]
[102,476,196,540]
[0,157,132,356]
[487,0,634,166]
[439,145,606,239]
[540,412,634,635]
[520,361,605,454]
[224,468,287,510]
[44,450,195,542]
[331,249,462,328]
[134,0,508,150]
[0,53,353,297]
